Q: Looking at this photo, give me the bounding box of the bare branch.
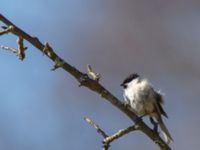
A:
[16,36,26,60]
[84,117,110,150]
[84,117,108,138]
[84,117,139,150]
[1,45,18,53]
[103,124,139,145]
[1,39,27,60]
[0,13,171,150]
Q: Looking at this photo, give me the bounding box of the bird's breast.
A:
[124,81,155,116]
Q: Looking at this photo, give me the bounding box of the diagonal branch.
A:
[0,13,171,150]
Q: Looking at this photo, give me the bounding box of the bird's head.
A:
[120,73,139,88]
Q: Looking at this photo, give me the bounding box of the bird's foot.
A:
[123,101,130,108]
[134,116,143,123]
[149,117,158,132]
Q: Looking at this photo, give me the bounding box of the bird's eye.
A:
[120,83,127,88]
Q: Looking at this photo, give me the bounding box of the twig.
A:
[84,117,110,150]
[51,57,65,71]
[1,42,27,60]
[43,42,54,57]
[16,36,26,60]
[1,45,18,53]
[84,117,139,150]
[103,124,139,145]
[86,64,101,81]
[43,42,64,71]
[0,13,172,150]
[84,117,108,138]
[0,25,13,35]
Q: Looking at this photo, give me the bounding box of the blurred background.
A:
[0,0,200,149]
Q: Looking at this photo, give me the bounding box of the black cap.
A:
[121,73,139,87]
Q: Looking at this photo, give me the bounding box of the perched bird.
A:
[121,73,173,144]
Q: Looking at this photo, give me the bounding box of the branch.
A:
[103,124,139,145]
[1,45,18,53]
[0,25,13,35]
[16,36,26,60]
[84,117,139,150]
[84,117,109,150]
[84,117,108,138]
[0,14,171,150]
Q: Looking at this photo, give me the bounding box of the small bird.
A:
[121,73,173,144]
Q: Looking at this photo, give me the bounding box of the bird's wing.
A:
[155,92,168,118]
[158,102,168,118]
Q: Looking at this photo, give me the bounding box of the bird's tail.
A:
[159,119,173,144]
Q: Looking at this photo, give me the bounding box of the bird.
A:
[121,73,173,144]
